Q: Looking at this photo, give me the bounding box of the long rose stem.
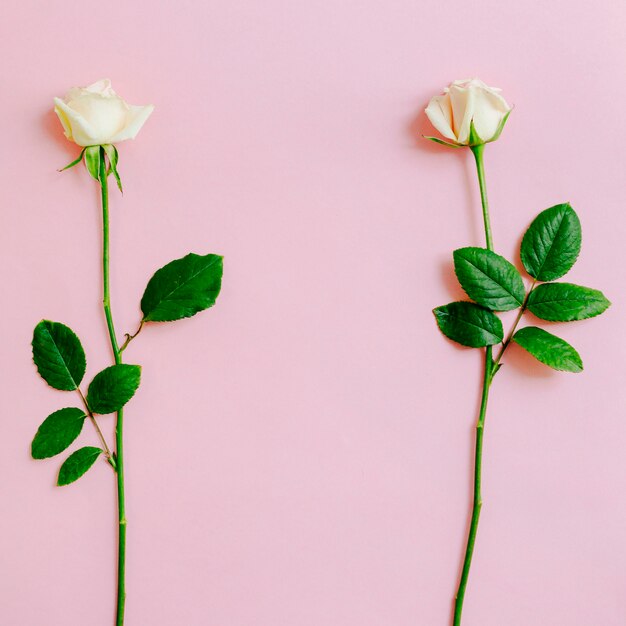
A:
[453,143,493,625]
[98,150,127,625]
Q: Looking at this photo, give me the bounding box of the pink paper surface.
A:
[1,1,625,625]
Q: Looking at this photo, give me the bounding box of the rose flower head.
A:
[54,79,154,147]
[425,78,511,147]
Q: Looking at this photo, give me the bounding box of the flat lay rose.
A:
[30,80,223,625]
[425,78,609,625]
[2,3,624,626]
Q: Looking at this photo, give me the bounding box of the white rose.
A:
[54,79,154,147]
[425,78,511,146]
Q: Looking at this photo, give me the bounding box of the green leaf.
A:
[84,146,102,181]
[86,364,141,414]
[32,407,86,459]
[103,144,123,193]
[527,283,611,321]
[141,253,223,322]
[453,247,525,311]
[57,446,102,486]
[512,326,583,373]
[433,301,504,348]
[32,320,86,391]
[520,203,581,281]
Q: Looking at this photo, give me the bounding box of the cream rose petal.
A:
[84,79,115,96]
[425,94,456,141]
[68,94,129,143]
[449,85,476,145]
[54,104,74,142]
[109,104,155,143]
[64,87,86,102]
[53,97,100,147]
[471,88,510,141]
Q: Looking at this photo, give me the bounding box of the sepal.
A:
[103,144,123,193]
[467,111,511,147]
[84,146,101,181]
[468,120,484,147]
[423,135,463,148]
[58,148,86,172]
[485,109,511,144]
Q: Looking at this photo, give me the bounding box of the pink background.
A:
[1,1,625,625]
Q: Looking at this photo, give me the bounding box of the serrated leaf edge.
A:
[521,203,582,282]
[57,446,103,486]
[433,301,504,346]
[32,320,86,391]
[512,326,584,373]
[31,407,87,460]
[141,253,224,322]
[527,283,611,322]
[453,247,525,310]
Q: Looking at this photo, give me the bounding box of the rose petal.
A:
[109,104,155,143]
[471,87,510,141]
[54,104,73,142]
[84,79,116,97]
[449,83,476,145]
[471,103,503,142]
[425,93,456,141]
[53,97,100,147]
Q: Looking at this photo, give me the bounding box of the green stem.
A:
[119,320,145,354]
[76,388,116,468]
[99,150,126,626]
[472,143,493,251]
[453,347,491,625]
[491,279,537,376]
[453,144,494,625]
